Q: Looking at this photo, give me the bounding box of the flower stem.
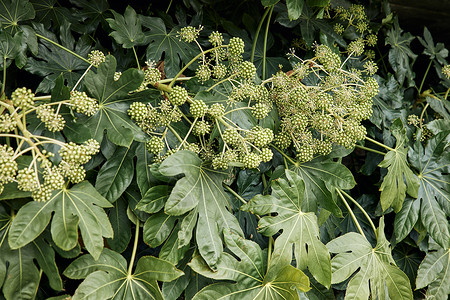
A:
[418,59,433,94]
[336,188,366,239]
[250,6,271,63]
[1,57,6,97]
[339,189,377,237]
[127,219,140,276]
[355,144,386,156]
[365,136,395,152]
[262,6,274,80]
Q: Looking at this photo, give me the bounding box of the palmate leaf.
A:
[106,6,148,48]
[385,19,417,87]
[418,27,448,64]
[416,244,450,299]
[75,55,150,147]
[69,0,110,34]
[327,218,413,300]
[0,0,35,34]
[64,248,183,300]
[242,169,331,288]
[378,119,419,212]
[0,206,62,300]
[140,16,196,78]
[290,152,355,216]
[25,22,91,92]
[189,230,311,299]
[158,150,243,270]
[8,181,113,260]
[408,131,450,248]
[30,0,74,28]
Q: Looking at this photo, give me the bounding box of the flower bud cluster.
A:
[70,91,99,116]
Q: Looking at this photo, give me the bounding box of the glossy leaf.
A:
[243,169,331,287]
[409,131,450,248]
[70,0,109,33]
[327,218,413,300]
[140,16,196,77]
[95,144,136,203]
[378,119,419,212]
[286,0,304,21]
[418,27,448,64]
[159,150,243,270]
[25,23,91,92]
[8,181,113,260]
[189,230,310,299]
[64,248,183,300]
[0,0,35,34]
[106,6,148,48]
[31,0,74,28]
[416,247,450,299]
[106,197,131,253]
[143,211,177,248]
[78,55,149,147]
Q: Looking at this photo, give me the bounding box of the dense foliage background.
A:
[0,0,449,299]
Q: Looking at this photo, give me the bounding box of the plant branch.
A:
[336,188,367,239]
[223,184,247,205]
[262,6,274,80]
[418,59,433,94]
[355,144,386,156]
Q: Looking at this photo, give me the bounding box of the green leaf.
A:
[25,22,91,93]
[64,248,183,300]
[159,150,243,270]
[394,197,420,243]
[385,19,417,86]
[8,181,113,260]
[286,0,304,20]
[378,119,419,212]
[31,0,74,29]
[95,144,136,203]
[261,0,280,6]
[0,0,35,34]
[140,16,196,78]
[418,27,448,64]
[416,247,450,299]
[0,31,23,68]
[136,185,171,214]
[77,55,149,147]
[189,230,310,299]
[69,0,110,34]
[106,6,148,48]
[409,132,450,248]
[135,143,153,195]
[327,218,413,300]
[291,154,355,216]
[1,210,63,298]
[243,169,331,287]
[143,211,177,248]
[106,197,131,253]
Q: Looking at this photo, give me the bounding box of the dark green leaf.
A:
[143,211,177,248]
[31,0,74,28]
[243,169,331,287]
[136,185,171,214]
[106,6,148,48]
[394,197,420,243]
[140,16,196,77]
[189,230,310,299]
[69,0,110,34]
[261,0,280,6]
[8,181,113,260]
[95,144,136,203]
[409,132,450,248]
[25,23,91,92]
[418,27,448,64]
[106,197,131,253]
[416,247,450,299]
[286,0,304,20]
[327,218,413,300]
[64,248,183,300]
[0,0,35,34]
[159,150,243,270]
[378,119,419,212]
[77,55,149,147]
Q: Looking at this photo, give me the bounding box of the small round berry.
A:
[208,103,225,118]
[212,64,227,79]
[239,61,256,79]
[70,91,99,116]
[249,126,273,147]
[212,156,228,170]
[260,148,273,162]
[228,37,245,57]
[32,185,52,202]
[169,86,188,106]
[0,145,17,184]
[144,68,161,85]
[190,100,208,118]
[192,120,211,136]
[146,136,165,155]
[88,50,106,67]
[241,152,261,169]
[222,128,241,146]
[0,113,17,132]
[128,102,148,122]
[252,102,270,119]
[296,144,314,162]
[16,168,39,192]
[11,87,34,109]
[44,167,65,190]
[196,65,211,82]
[274,131,291,149]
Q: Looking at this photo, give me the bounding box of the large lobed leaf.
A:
[74,55,149,147]
[189,229,310,299]
[407,131,450,249]
[378,118,419,212]
[243,169,332,288]
[158,150,243,270]
[327,218,413,300]
[64,248,183,300]
[8,181,113,260]
[106,6,148,48]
